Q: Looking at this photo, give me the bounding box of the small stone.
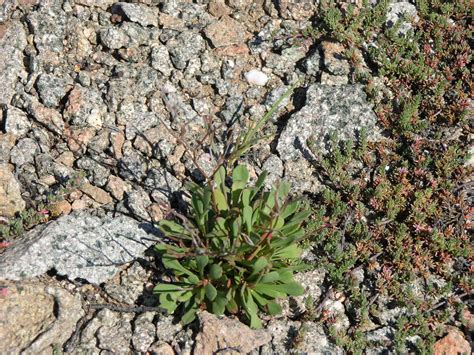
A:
[68,189,83,201]
[80,182,113,205]
[95,310,134,353]
[321,41,350,76]
[38,174,56,187]
[0,133,15,164]
[194,311,271,354]
[132,312,156,353]
[125,189,152,220]
[303,50,321,76]
[76,157,110,187]
[155,315,182,343]
[36,73,73,108]
[100,23,150,49]
[10,138,39,167]
[56,151,75,167]
[105,175,129,201]
[208,0,231,17]
[110,130,125,160]
[147,203,164,223]
[320,72,349,85]
[0,164,26,217]
[158,13,185,30]
[386,2,419,37]
[148,341,174,355]
[64,86,108,128]
[167,31,205,70]
[244,69,269,86]
[433,327,470,355]
[66,126,96,154]
[28,100,65,135]
[71,199,86,210]
[151,45,173,77]
[119,148,148,182]
[204,16,250,48]
[145,169,182,202]
[49,200,72,217]
[3,105,31,136]
[112,2,159,27]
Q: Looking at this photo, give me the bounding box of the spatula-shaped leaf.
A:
[209,263,223,280]
[251,256,268,276]
[205,283,217,301]
[242,205,253,233]
[273,281,305,296]
[260,271,280,283]
[212,294,228,315]
[267,301,283,315]
[232,165,249,191]
[273,244,301,259]
[213,188,229,212]
[162,256,197,277]
[243,291,262,329]
[154,283,185,293]
[196,255,209,276]
[181,303,199,325]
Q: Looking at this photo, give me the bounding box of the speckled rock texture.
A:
[0,211,159,283]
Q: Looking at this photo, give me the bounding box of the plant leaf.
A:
[260,271,280,283]
[209,264,223,280]
[243,205,253,233]
[212,294,228,315]
[274,244,302,259]
[213,188,229,212]
[205,283,217,301]
[181,304,198,325]
[267,301,282,315]
[154,283,185,293]
[196,255,209,276]
[251,256,268,276]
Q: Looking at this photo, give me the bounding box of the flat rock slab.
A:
[0,211,159,284]
[0,281,84,354]
[277,84,380,161]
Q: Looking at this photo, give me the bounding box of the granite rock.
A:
[10,137,39,167]
[0,164,26,217]
[0,281,84,354]
[111,2,159,27]
[277,84,380,161]
[194,311,272,354]
[2,105,31,136]
[64,85,108,128]
[0,211,159,284]
[386,2,419,37]
[36,73,73,108]
[0,21,27,106]
[204,16,250,48]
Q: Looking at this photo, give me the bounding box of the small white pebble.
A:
[244,69,269,86]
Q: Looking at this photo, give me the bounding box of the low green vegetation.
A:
[0,170,85,240]
[300,0,472,352]
[154,164,309,328]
